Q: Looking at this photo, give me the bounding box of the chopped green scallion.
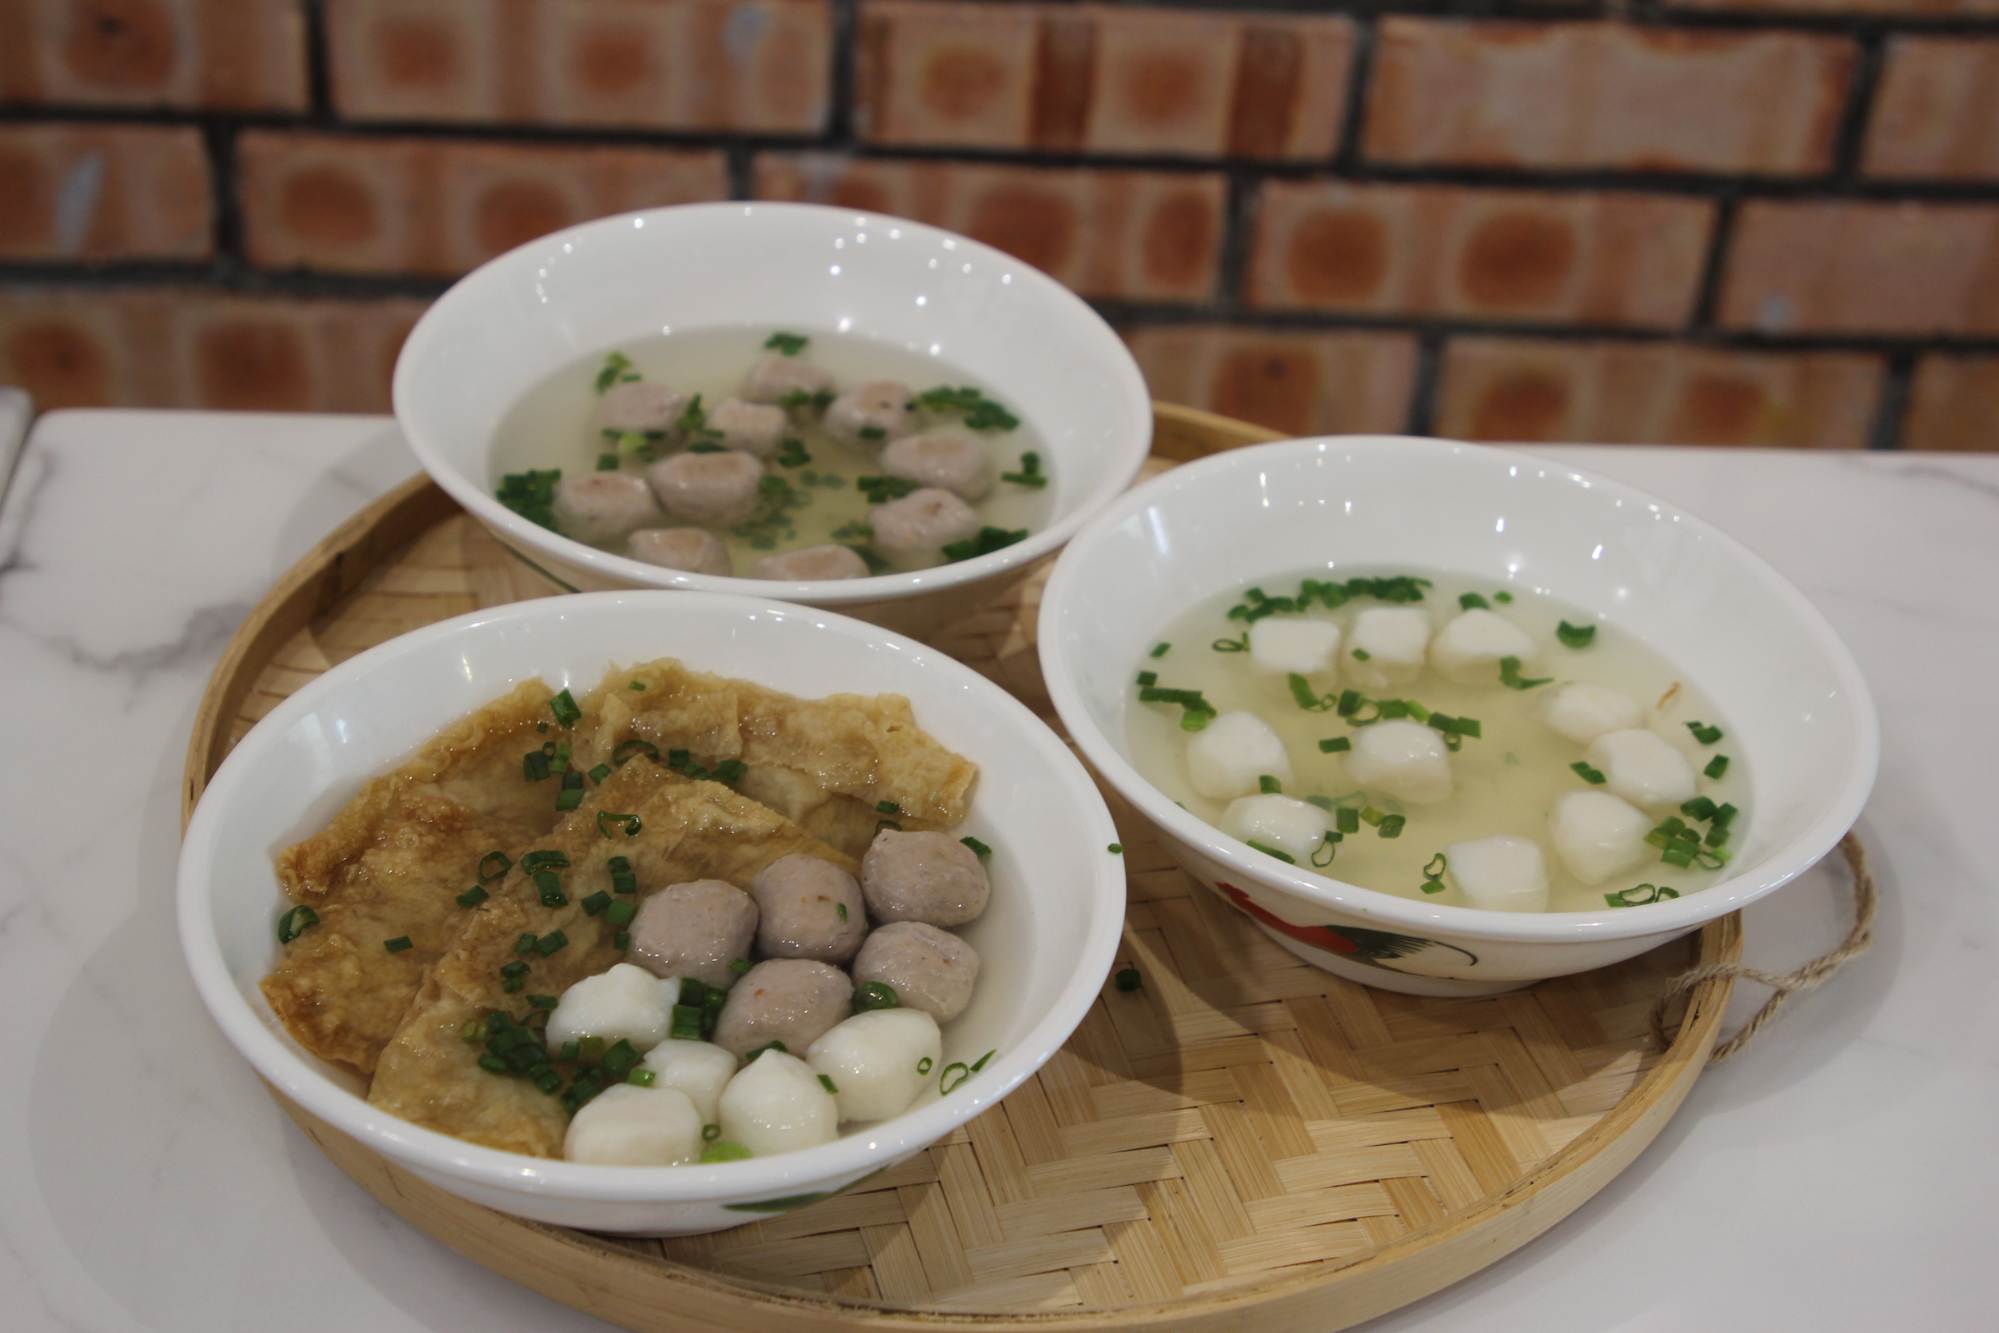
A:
[383,935,413,953]
[276,905,320,944]
[1498,656,1553,690]
[1556,620,1597,649]
[548,689,582,727]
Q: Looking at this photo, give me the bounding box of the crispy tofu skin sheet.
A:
[262,656,973,1127]
[366,761,856,1156]
[262,681,565,1073]
[604,659,978,857]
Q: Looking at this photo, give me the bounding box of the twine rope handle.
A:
[1650,832,1877,1064]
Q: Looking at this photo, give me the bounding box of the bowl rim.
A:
[391,200,1154,604]
[1038,434,1880,944]
[177,589,1126,1202]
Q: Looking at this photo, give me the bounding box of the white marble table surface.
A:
[1,409,1993,1332]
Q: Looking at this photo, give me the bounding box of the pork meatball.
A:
[851,922,980,1023]
[628,880,758,990]
[752,544,869,581]
[740,353,834,407]
[824,381,913,447]
[860,829,990,928]
[708,398,788,458]
[552,472,663,546]
[879,430,995,502]
[870,488,979,568]
[710,959,852,1060]
[646,450,765,528]
[749,854,868,963]
[595,380,686,436]
[627,527,732,576]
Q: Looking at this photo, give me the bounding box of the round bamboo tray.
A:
[182,403,1739,1331]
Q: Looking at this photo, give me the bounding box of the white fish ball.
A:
[1548,790,1652,885]
[1429,609,1539,685]
[1445,836,1551,913]
[1248,618,1342,677]
[717,1050,839,1157]
[545,964,681,1056]
[1184,710,1293,801]
[563,1085,703,1166]
[806,1009,943,1124]
[1540,683,1643,745]
[1345,719,1453,805]
[1346,607,1431,691]
[638,1039,739,1125]
[1220,794,1332,862]
[1588,729,1699,810]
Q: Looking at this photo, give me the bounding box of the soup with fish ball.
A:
[1128,571,1747,914]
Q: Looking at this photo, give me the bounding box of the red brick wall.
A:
[3,0,1997,451]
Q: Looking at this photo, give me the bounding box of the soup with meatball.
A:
[491,328,1052,580]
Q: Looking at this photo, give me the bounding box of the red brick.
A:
[1903,356,1999,452]
[1123,326,1417,437]
[0,125,211,261]
[0,288,423,412]
[326,0,832,133]
[856,2,1354,160]
[236,132,728,277]
[1436,338,1882,449]
[754,154,1226,302]
[1364,19,1853,176]
[1666,1,1999,12]
[0,0,306,111]
[1719,201,1999,337]
[1248,182,1714,328]
[1864,39,1999,181]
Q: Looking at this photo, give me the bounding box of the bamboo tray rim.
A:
[179,402,1739,1330]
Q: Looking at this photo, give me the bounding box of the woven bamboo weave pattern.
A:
[184,406,1735,1330]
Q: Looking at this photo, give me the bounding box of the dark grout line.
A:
[1215,175,1256,309]
[1690,194,1737,331]
[1330,16,1376,179]
[827,0,859,145]
[1406,332,1444,437]
[9,97,1999,201]
[1867,352,1915,451]
[1831,34,1885,180]
[300,0,335,120]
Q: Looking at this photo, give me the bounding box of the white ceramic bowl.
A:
[1039,437,1876,997]
[178,592,1125,1234]
[393,202,1153,639]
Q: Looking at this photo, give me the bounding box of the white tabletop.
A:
[1,409,1993,1332]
